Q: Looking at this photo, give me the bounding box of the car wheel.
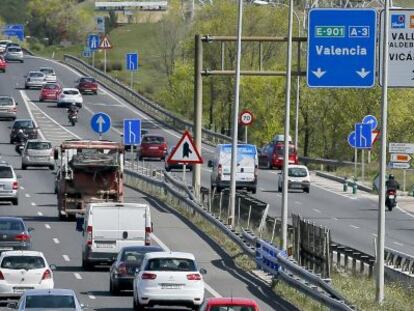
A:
[193,305,201,311]
[138,156,143,161]
[133,296,145,311]
[12,198,18,206]
[109,279,120,295]
[82,258,93,271]
[39,98,43,102]
[21,60,24,63]
[304,187,310,193]
[22,165,27,170]
[165,167,170,172]
[251,187,257,194]
[25,85,28,89]
[49,165,55,170]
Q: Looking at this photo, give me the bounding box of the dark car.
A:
[109,245,163,294]
[76,77,98,95]
[0,217,33,252]
[137,135,168,161]
[9,119,39,144]
[164,147,193,172]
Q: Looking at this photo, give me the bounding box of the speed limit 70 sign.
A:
[239,110,254,126]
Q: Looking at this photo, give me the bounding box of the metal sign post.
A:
[104,49,107,73]
[362,149,365,181]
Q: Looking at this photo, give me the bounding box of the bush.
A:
[111,61,122,71]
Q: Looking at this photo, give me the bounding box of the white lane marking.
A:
[312,208,321,213]
[20,186,24,190]
[332,217,338,221]
[372,233,378,237]
[88,295,96,300]
[295,201,303,205]
[349,225,359,229]
[62,255,70,262]
[20,91,46,140]
[53,238,60,244]
[73,273,82,280]
[25,193,31,198]
[393,241,404,247]
[204,283,221,298]
[396,205,414,219]
[31,202,36,206]
[37,211,43,216]
[45,224,51,229]
[151,233,170,252]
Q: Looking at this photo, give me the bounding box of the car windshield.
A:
[1,256,45,269]
[14,120,34,129]
[63,90,79,95]
[29,72,44,78]
[27,142,51,150]
[0,97,13,106]
[44,84,58,90]
[25,295,76,308]
[0,219,23,231]
[210,307,255,311]
[145,258,197,272]
[288,168,308,178]
[142,136,164,144]
[8,48,21,52]
[0,166,13,178]
[80,78,95,83]
[40,68,54,74]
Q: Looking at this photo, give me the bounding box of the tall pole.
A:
[376,0,390,304]
[362,149,365,181]
[294,20,301,151]
[104,49,107,73]
[130,71,134,89]
[281,0,294,250]
[92,51,95,68]
[229,0,243,228]
[192,34,203,200]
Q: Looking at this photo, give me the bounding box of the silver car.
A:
[25,71,46,89]
[4,46,24,63]
[0,96,17,120]
[39,67,57,83]
[8,288,84,310]
[0,162,19,205]
[22,140,54,170]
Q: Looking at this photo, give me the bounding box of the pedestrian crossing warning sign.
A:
[167,130,203,164]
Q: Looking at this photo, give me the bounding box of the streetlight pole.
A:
[229,0,243,228]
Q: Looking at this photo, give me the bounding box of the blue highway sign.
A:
[91,112,111,134]
[126,53,138,71]
[362,114,378,130]
[87,34,100,51]
[307,9,377,88]
[2,24,24,41]
[123,119,141,145]
[348,123,372,149]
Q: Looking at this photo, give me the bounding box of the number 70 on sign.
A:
[239,110,254,126]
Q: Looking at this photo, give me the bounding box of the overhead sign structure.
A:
[167,130,203,164]
[99,35,112,49]
[307,9,377,88]
[96,16,105,33]
[87,34,100,51]
[2,24,24,41]
[239,110,254,126]
[90,112,111,135]
[389,143,414,154]
[348,123,372,149]
[380,9,414,87]
[390,153,411,163]
[126,53,139,71]
[123,119,141,145]
[389,162,411,169]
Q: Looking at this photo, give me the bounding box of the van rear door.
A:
[116,204,147,251]
[92,206,119,253]
[236,145,256,182]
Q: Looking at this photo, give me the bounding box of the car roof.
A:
[62,88,79,91]
[26,139,51,143]
[206,297,258,306]
[0,216,23,222]
[14,119,34,123]
[39,67,54,70]
[121,246,163,252]
[23,288,76,296]
[80,76,95,80]
[288,165,308,170]
[1,250,44,257]
[144,251,195,260]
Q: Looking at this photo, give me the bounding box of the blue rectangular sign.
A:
[307,9,377,88]
[354,123,372,149]
[123,119,141,145]
[2,24,24,41]
[126,53,138,71]
[87,34,100,51]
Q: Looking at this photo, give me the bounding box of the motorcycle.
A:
[68,110,78,126]
[386,189,397,211]
[15,141,25,155]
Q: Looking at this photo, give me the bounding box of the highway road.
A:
[0,56,298,310]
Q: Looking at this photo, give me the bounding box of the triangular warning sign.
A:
[167,130,203,164]
[372,130,380,145]
[99,36,112,49]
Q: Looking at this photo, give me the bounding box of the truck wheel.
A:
[12,198,18,206]
[49,165,55,170]
[22,165,27,170]
[82,258,93,271]
[251,187,257,194]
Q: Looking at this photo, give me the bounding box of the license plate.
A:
[161,284,182,289]
[149,146,158,149]
[14,287,31,293]
[96,243,115,248]
[291,184,302,189]
[389,195,395,199]
[0,247,13,251]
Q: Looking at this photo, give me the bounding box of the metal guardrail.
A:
[63,55,232,146]
[300,156,360,168]
[385,247,414,277]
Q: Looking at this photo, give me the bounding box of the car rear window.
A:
[80,77,96,83]
[142,136,164,144]
[27,142,51,150]
[29,72,44,78]
[122,250,144,263]
[275,145,296,155]
[25,295,76,308]
[145,258,197,272]
[44,84,58,90]
[0,220,23,231]
[0,166,13,178]
[1,256,45,269]
[210,307,255,311]
[8,48,21,52]
[288,168,308,178]
[63,90,79,95]
[14,120,34,129]
[0,97,13,106]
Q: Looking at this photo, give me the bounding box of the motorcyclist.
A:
[67,103,79,116]
[386,174,400,191]
[15,129,28,143]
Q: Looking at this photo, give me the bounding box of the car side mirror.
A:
[28,227,34,232]
[200,268,207,275]
[76,217,84,232]
[53,149,59,160]
[49,264,57,271]
[207,160,213,168]
[6,301,17,309]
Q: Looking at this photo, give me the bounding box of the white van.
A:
[77,202,152,270]
[208,144,258,194]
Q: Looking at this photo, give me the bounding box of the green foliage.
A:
[0,0,28,24]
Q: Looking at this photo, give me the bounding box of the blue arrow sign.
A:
[362,114,377,130]
[123,119,141,145]
[91,112,111,134]
[87,34,100,51]
[349,123,372,149]
[307,9,377,88]
[2,24,24,41]
[126,53,138,71]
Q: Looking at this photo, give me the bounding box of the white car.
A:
[133,252,206,310]
[277,165,311,193]
[57,88,83,108]
[0,251,55,297]
[39,67,57,83]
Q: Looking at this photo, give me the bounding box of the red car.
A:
[138,135,168,161]
[76,77,98,95]
[0,56,6,73]
[39,83,62,102]
[200,297,259,311]
[258,142,298,169]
